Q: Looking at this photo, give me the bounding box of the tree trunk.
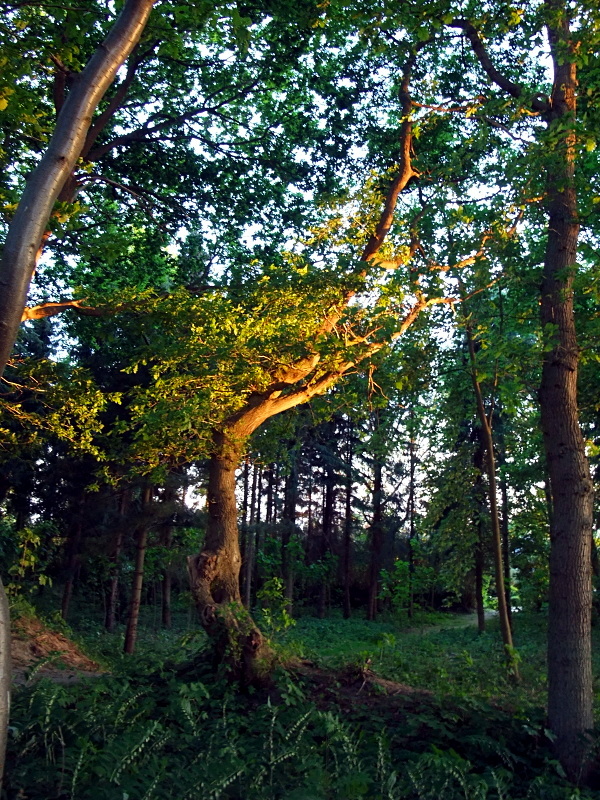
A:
[253,465,263,600]
[466,327,518,679]
[540,4,594,777]
[0,577,11,786]
[105,489,129,632]
[240,458,250,606]
[342,421,354,619]
[318,460,336,619]
[473,438,487,633]
[124,486,152,654]
[188,431,273,686]
[282,451,298,614]
[61,494,85,621]
[407,410,416,619]
[367,454,384,621]
[0,0,155,376]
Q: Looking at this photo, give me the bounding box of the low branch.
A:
[21,299,105,321]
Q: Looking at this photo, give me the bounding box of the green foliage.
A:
[257,577,296,636]
[6,612,599,799]
[2,519,63,593]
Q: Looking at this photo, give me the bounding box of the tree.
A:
[0,3,155,774]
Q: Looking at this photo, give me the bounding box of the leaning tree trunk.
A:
[540,6,594,777]
[188,431,273,686]
[466,328,518,680]
[0,0,155,376]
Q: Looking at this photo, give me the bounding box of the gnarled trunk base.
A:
[188,551,274,687]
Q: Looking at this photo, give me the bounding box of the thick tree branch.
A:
[21,299,104,321]
[0,0,155,376]
[450,19,550,114]
[360,44,425,263]
[81,42,158,159]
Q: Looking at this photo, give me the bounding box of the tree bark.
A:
[473,436,487,634]
[368,451,384,621]
[466,328,518,678]
[282,450,298,614]
[240,458,250,606]
[407,409,417,619]
[124,486,152,654]
[161,487,177,629]
[540,3,594,778]
[0,577,11,787]
[454,4,593,776]
[342,420,354,619]
[61,493,85,621]
[105,489,129,632]
[0,0,155,376]
[188,431,273,686]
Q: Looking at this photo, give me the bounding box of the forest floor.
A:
[7,606,600,799]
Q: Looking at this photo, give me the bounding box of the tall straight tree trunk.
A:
[188,431,272,685]
[0,577,10,786]
[253,465,263,599]
[282,449,298,613]
[407,408,417,619]
[466,328,518,678]
[105,489,129,632]
[453,5,593,777]
[496,292,513,623]
[61,493,85,621]
[161,486,177,629]
[318,460,336,619]
[240,458,250,606]
[243,460,258,608]
[539,3,594,777]
[342,420,354,620]
[124,486,152,654]
[473,436,487,634]
[496,413,512,624]
[266,464,276,524]
[367,455,384,621]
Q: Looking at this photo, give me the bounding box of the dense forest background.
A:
[2,0,600,796]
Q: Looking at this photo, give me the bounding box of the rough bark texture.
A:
[0,0,155,375]
[455,3,594,777]
[540,3,594,777]
[188,432,273,686]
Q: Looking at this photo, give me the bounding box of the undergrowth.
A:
[5,611,600,799]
